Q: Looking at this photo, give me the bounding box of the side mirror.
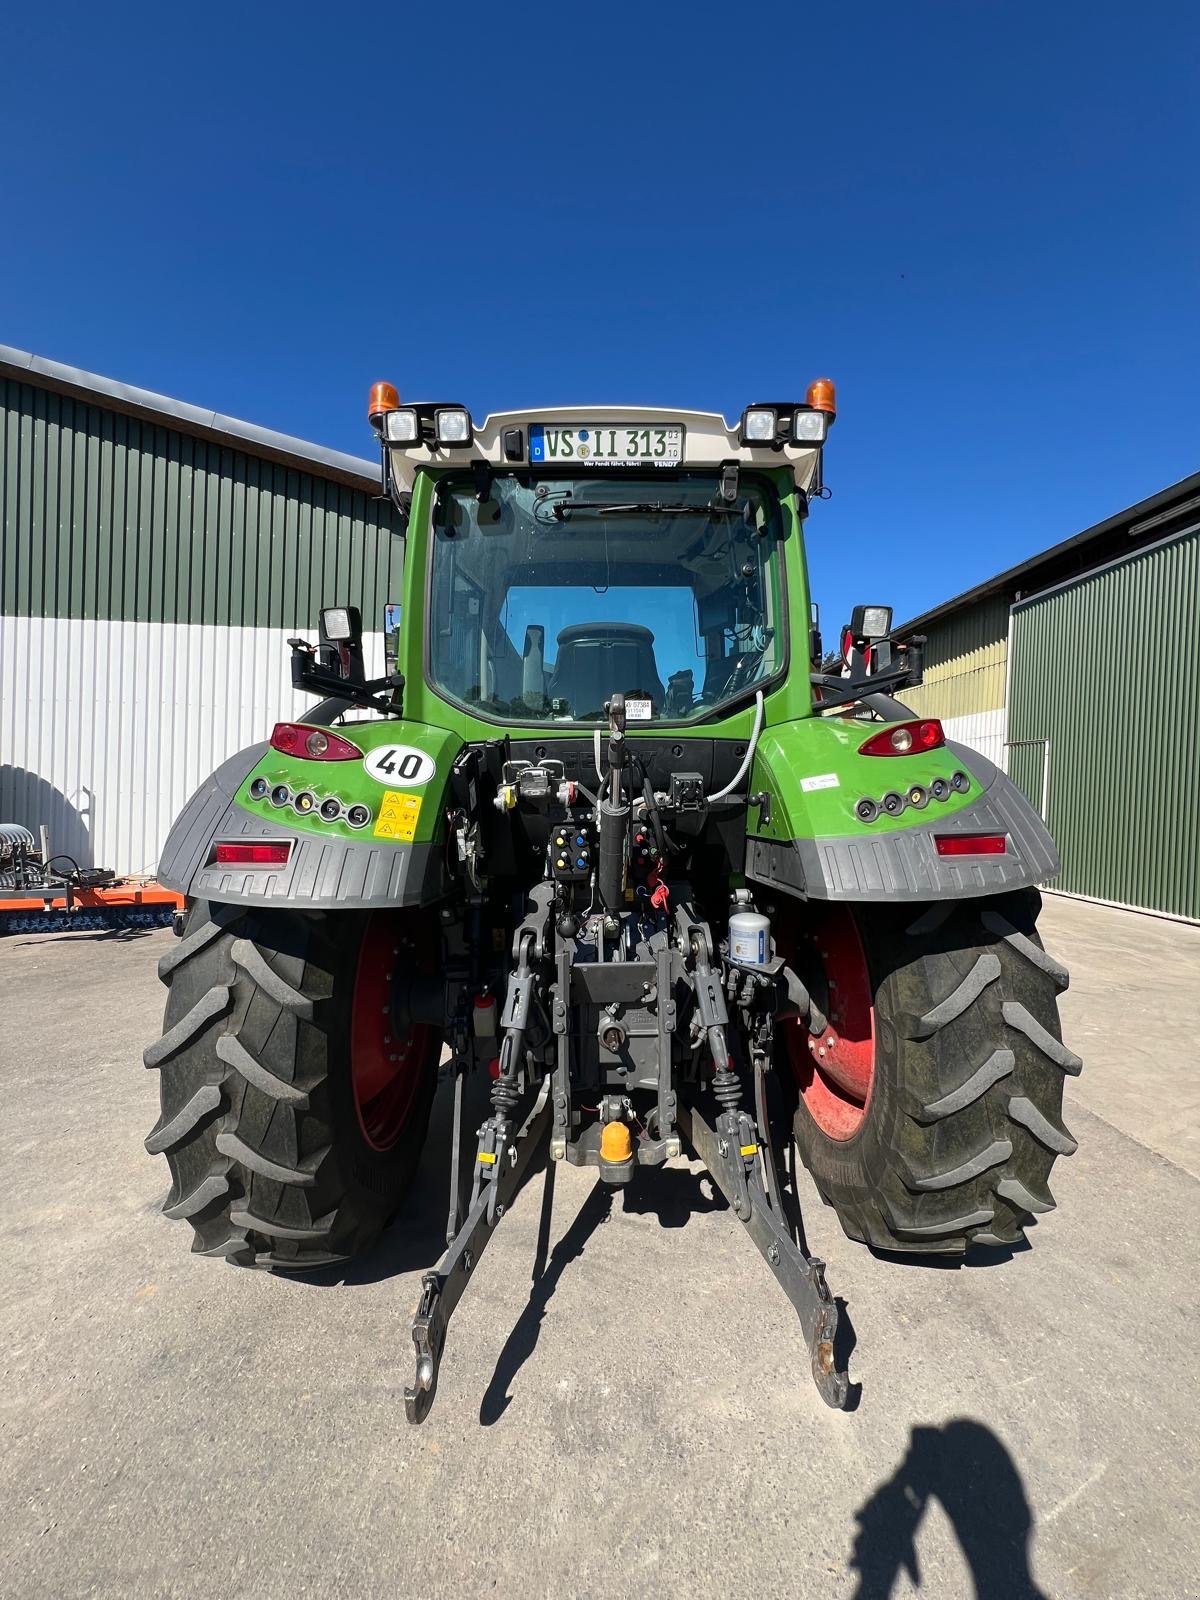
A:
[383,602,402,675]
[319,605,366,685]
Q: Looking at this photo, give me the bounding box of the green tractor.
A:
[146,382,1079,1420]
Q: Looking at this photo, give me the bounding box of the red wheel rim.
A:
[350,913,429,1152]
[785,906,876,1141]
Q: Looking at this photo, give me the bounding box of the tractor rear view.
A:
[145,382,1079,1419]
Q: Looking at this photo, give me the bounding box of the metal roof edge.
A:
[898,466,1200,634]
[0,341,382,491]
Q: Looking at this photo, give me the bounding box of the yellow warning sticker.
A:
[373,790,423,842]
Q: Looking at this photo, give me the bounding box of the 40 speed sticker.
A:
[363,743,436,787]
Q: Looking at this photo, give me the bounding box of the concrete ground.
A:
[1,894,1197,1600]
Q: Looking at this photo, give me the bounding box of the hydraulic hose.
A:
[706,689,764,803]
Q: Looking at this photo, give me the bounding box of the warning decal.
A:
[373,790,423,842]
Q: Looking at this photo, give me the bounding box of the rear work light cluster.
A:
[270,723,363,761]
[859,719,944,757]
[854,767,970,823]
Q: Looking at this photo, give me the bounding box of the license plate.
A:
[528,423,684,466]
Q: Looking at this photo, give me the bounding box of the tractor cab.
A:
[368,391,835,734]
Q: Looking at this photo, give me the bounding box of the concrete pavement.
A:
[1,894,1197,1599]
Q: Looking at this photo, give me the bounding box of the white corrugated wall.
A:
[0,616,384,874]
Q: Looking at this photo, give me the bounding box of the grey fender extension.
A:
[746,744,1061,902]
[155,741,446,909]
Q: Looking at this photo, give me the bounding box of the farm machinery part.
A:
[146,382,1080,1422]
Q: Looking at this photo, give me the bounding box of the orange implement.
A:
[0,881,184,914]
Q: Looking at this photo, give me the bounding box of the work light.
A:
[321,607,354,642]
[850,604,893,640]
[384,408,420,444]
[740,407,778,445]
[434,407,472,446]
[791,406,829,444]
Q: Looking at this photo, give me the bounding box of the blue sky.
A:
[2,2,1197,631]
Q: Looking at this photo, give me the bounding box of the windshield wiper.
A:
[552,500,740,521]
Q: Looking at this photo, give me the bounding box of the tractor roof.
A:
[383,405,827,495]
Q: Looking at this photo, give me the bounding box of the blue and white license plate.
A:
[528,423,684,466]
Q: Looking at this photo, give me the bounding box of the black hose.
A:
[45,854,84,883]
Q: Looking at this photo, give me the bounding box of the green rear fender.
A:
[156,719,463,909]
[747,719,1061,902]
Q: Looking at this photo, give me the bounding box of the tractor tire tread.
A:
[163,1171,231,1220]
[143,984,231,1068]
[904,1136,1013,1192]
[145,899,438,1271]
[229,937,315,1016]
[792,888,1079,1256]
[1001,1001,1083,1074]
[145,1084,222,1154]
[905,952,1001,1039]
[917,1048,1014,1122]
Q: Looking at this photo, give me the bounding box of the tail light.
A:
[270,723,363,760]
[859,719,944,756]
[934,834,1007,857]
[215,842,292,866]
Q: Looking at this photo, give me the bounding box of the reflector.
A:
[215,842,292,866]
[934,834,1007,857]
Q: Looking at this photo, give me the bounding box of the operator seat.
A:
[547,623,666,716]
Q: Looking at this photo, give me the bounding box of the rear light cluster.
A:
[859,719,944,757]
[248,725,371,830]
[270,723,363,761]
[855,769,970,823]
[248,774,372,828]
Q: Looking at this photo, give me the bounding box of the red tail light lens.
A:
[859,719,944,757]
[270,723,363,760]
[215,842,292,866]
[934,834,1007,857]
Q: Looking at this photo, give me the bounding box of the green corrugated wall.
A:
[1008,529,1200,919]
[1,376,404,627]
[902,595,1010,722]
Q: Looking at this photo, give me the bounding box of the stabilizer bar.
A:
[405,1084,553,1424]
[678,1097,849,1409]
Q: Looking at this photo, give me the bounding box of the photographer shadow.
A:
[851,1418,1046,1599]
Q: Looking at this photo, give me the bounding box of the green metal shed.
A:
[1007,528,1200,921]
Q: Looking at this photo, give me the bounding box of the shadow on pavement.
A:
[850,1419,1046,1599]
[283,1069,495,1289]
[480,1166,614,1425]
[869,1233,1034,1270]
[620,1160,726,1227]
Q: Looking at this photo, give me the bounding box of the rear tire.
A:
[143,900,440,1269]
[786,890,1080,1255]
